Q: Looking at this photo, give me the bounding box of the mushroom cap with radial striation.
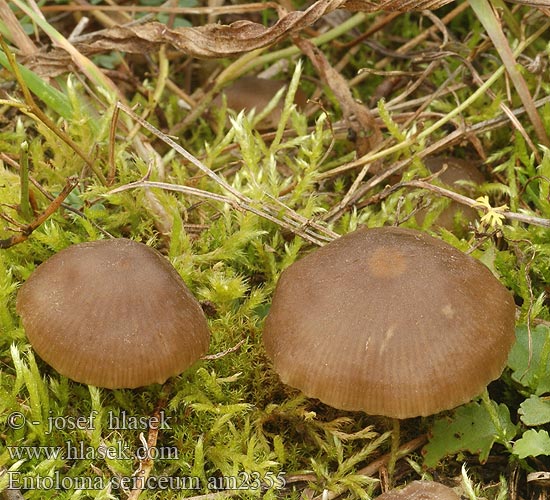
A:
[263,226,516,419]
[16,238,210,389]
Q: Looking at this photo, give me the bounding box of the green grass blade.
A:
[0,49,73,119]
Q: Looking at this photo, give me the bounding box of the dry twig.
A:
[126,397,166,500]
[365,179,550,228]
[0,176,79,249]
[110,102,338,246]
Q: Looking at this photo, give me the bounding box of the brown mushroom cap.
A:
[16,238,210,389]
[213,76,307,130]
[377,480,460,499]
[263,227,516,418]
[425,156,485,186]
[417,156,485,231]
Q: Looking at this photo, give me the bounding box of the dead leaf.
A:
[24,0,548,79]
[35,0,459,68]
[293,36,382,157]
[75,0,347,58]
[343,0,453,10]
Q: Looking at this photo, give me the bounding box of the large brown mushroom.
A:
[16,238,210,389]
[264,226,515,418]
[263,226,516,477]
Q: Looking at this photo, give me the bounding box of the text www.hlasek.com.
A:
[7,440,170,461]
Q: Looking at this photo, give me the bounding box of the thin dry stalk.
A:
[0,0,37,56]
[109,179,335,246]
[0,176,79,249]
[127,397,166,500]
[369,179,550,228]
[468,0,550,147]
[294,36,383,155]
[112,102,338,246]
[321,86,550,180]
[322,93,550,221]
[461,47,540,160]
[350,2,470,87]
[0,36,108,184]
[40,2,284,17]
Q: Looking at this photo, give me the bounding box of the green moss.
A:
[0,2,548,498]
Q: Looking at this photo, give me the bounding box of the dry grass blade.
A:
[369,179,550,228]
[0,0,37,56]
[111,103,338,246]
[10,0,121,99]
[0,35,107,184]
[318,16,547,213]
[468,0,550,147]
[294,36,382,156]
[108,180,333,246]
[344,0,453,8]
[322,93,550,220]
[40,2,284,16]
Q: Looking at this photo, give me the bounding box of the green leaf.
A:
[513,430,550,459]
[518,395,550,426]
[0,51,74,120]
[423,402,517,468]
[507,325,550,395]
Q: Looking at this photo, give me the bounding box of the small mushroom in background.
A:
[212,76,307,131]
[16,238,210,389]
[416,156,485,231]
[263,226,516,481]
[377,480,460,499]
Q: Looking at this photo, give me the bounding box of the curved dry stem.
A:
[468,0,550,147]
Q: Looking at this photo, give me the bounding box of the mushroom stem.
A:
[387,417,400,486]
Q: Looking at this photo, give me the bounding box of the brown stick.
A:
[126,397,166,500]
[0,176,79,249]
